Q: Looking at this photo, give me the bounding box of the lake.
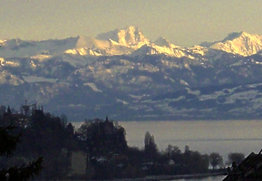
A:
[73,120,262,181]
[172,175,225,181]
[119,120,262,160]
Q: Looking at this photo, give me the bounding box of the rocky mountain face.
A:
[1,26,262,121]
[207,32,262,56]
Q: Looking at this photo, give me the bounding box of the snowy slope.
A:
[96,26,150,48]
[209,32,262,56]
[1,27,262,120]
[0,37,78,58]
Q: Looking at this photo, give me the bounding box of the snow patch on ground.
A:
[31,54,51,61]
[83,82,103,93]
[186,87,200,96]
[129,94,143,100]
[180,80,189,86]
[23,76,57,83]
[0,58,20,67]
[116,98,128,105]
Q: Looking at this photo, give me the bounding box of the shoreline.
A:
[145,172,226,180]
[64,172,226,181]
[95,172,226,181]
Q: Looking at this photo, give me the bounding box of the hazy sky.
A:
[1,0,262,46]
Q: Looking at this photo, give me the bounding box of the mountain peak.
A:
[96,26,149,48]
[210,31,262,56]
[154,37,171,47]
[125,25,138,32]
[222,31,254,42]
[222,32,243,41]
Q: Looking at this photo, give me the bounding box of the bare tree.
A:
[209,152,223,169]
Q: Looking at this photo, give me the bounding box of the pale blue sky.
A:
[0,0,262,46]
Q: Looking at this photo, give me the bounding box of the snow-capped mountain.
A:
[64,26,150,56]
[96,26,149,48]
[0,37,79,58]
[131,37,193,58]
[1,26,262,120]
[206,32,262,56]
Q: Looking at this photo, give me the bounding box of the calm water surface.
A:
[74,120,262,158]
[73,120,262,181]
[172,175,225,181]
[119,120,262,159]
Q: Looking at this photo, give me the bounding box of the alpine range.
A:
[1,26,262,120]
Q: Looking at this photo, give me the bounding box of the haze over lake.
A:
[72,119,262,180]
[74,120,262,159]
[118,120,262,159]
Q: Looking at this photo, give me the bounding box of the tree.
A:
[22,109,75,179]
[165,145,181,157]
[0,126,42,181]
[79,119,127,158]
[209,152,223,169]
[144,131,158,160]
[78,118,128,179]
[0,107,79,180]
[184,145,190,154]
[227,152,245,165]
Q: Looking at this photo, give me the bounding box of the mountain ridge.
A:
[2,26,262,58]
[0,26,262,120]
[205,31,262,56]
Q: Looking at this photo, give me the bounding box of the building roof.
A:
[223,152,262,181]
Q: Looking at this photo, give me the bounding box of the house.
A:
[223,152,262,181]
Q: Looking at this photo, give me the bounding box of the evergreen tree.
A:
[22,109,75,179]
[144,131,158,160]
[0,126,42,181]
